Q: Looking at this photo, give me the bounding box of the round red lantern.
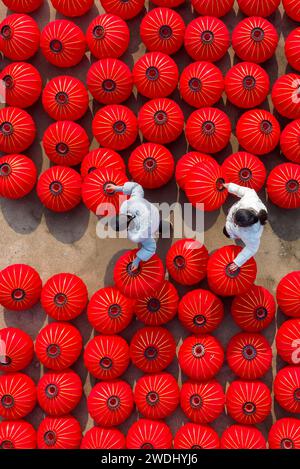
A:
[179,61,224,109]
[184,16,230,62]
[128,143,174,189]
[280,120,300,164]
[166,239,209,285]
[283,0,300,22]
[0,107,36,154]
[81,148,125,179]
[0,62,42,108]
[192,0,234,16]
[276,319,300,364]
[0,14,40,60]
[35,322,82,371]
[81,427,126,449]
[126,419,172,449]
[180,380,225,424]
[232,17,278,63]
[178,289,224,334]
[86,14,129,59]
[42,76,89,121]
[185,107,231,154]
[37,416,81,449]
[238,0,280,17]
[134,280,178,326]
[130,326,176,373]
[101,0,144,20]
[87,286,135,334]
[41,273,88,321]
[0,327,33,373]
[134,373,180,420]
[50,0,93,16]
[272,73,300,119]
[268,418,300,450]
[133,52,178,99]
[140,7,185,56]
[236,109,280,155]
[221,425,266,449]
[37,166,82,213]
[221,152,266,192]
[274,366,300,413]
[227,332,272,379]
[37,370,82,416]
[151,0,184,6]
[0,420,36,449]
[0,154,37,200]
[138,98,184,144]
[267,163,300,210]
[277,271,300,318]
[175,152,217,190]
[231,284,276,332]
[87,380,134,427]
[2,0,43,13]
[0,264,41,311]
[174,423,220,449]
[285,28,300,72]
[0,373,36,420]
[83,335,130,380]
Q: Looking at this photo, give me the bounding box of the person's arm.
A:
[224,182,253,199]
[233,239,260,268]
[105,182,144,198]
[132,238,157,268]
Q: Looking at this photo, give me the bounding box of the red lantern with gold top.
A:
[175,152,217,190]
[80,427,126,449]
[2,0,43,13]
[0,421,36,449]
[192,0,234,16]
[81,148,125,179]
[280,120,300,164]
[101,0,144,20]
[0,107,36,154]
[37,416,81,449]
[236,109,280,155]
[237,0,280,17]
[180,380,225,424]
[267,163,300,210]
[0,62,42,108]
[174,423,219,449]
[0,264,41,311]
[126,419,173,449]
[86,14,129,60]
[221,425,266,449]
[283,0,300,22]
[50,0,93,16]
[0,373,36,420]
[0,327,34,373]
[0,14,40,60]
[166,239,209,285]
[272,74,300,120]
[274,366,300,413]
[285,28,300,72]
[276,271,300,318]
[268,418,300,450]
[0,154,37,200]
[221,152,266,192]
[134,280,178,326]
[276,319,300,364]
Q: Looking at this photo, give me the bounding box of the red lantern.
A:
[184,16,230,62]
[192,0,233,16]
[274,366,300,413]
[87,380,134,427]
[101,0,144,20]
[178,289,224,334]
[81,427,126,449]
[175,152,217,190]
[130,326,176,373]
[40,20,86,68]
[114,250,165,300]
[0,62,42,108]
[41,273,88,321]
[0,327,33,373]
[267,163,300,210]
[83,335,130,380]
[179,61,224,109]
[50,0,93,17]
[186,107,231,154]
[151,0,184,5]
[0,107,36,154]
[166,239,209,285]
[238,0,280,17]
[0,420,36,449]
[0,373,36,420]
[231,285,276,332]
[180,380,225,424]
[236,109,280,155]
[87,286,135,334]
[226,380,272,425]
[280,120,300,164]
[42,76,89,121]
[283,0,300,22]
[126,419,173,449]
[2,0,43,13]
[128,143,174,189]
[134,280,178,326]
[134,373,179,420]
[277,271,300,318]
[0,14,40,60]
[0,154,37,200]
[93,104,138,151]
[221,425,266,449]
[81,148,125,179]
[178,335,224,381]
[285,28,300,72]
[268,418,300,450]
[86,14,129,59]
[0,264,41,311]
[37,416,81,449]
[35,322,82,371]
[140,7,185,56]
[37,166,82,213]
[87,59,132,105]
[227,332,272,380]
[37,370,82,416]
[232,17,278,63]
[225,62,269,109]
[138,98,184,145]
[272,73,300,119]
[133,52,178,99]
[221,152,266,192]
[174,423,220,449]
[276,319,300,364]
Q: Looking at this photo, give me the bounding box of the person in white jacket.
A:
[223,182,268,272]
[106,181,160,272]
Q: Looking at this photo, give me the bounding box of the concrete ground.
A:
[0,0,299,442]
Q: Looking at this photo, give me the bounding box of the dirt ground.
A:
[0,0,299,442]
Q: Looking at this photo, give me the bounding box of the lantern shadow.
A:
[31,0,51,29]
[104,248,129,287]
[43,202,90,244]
[0,189,44,235]
[3,301,47,336]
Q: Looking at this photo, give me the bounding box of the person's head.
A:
[110,214,134,232]
[234,208,268,227]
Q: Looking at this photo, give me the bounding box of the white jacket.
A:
[225,183,267,267]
